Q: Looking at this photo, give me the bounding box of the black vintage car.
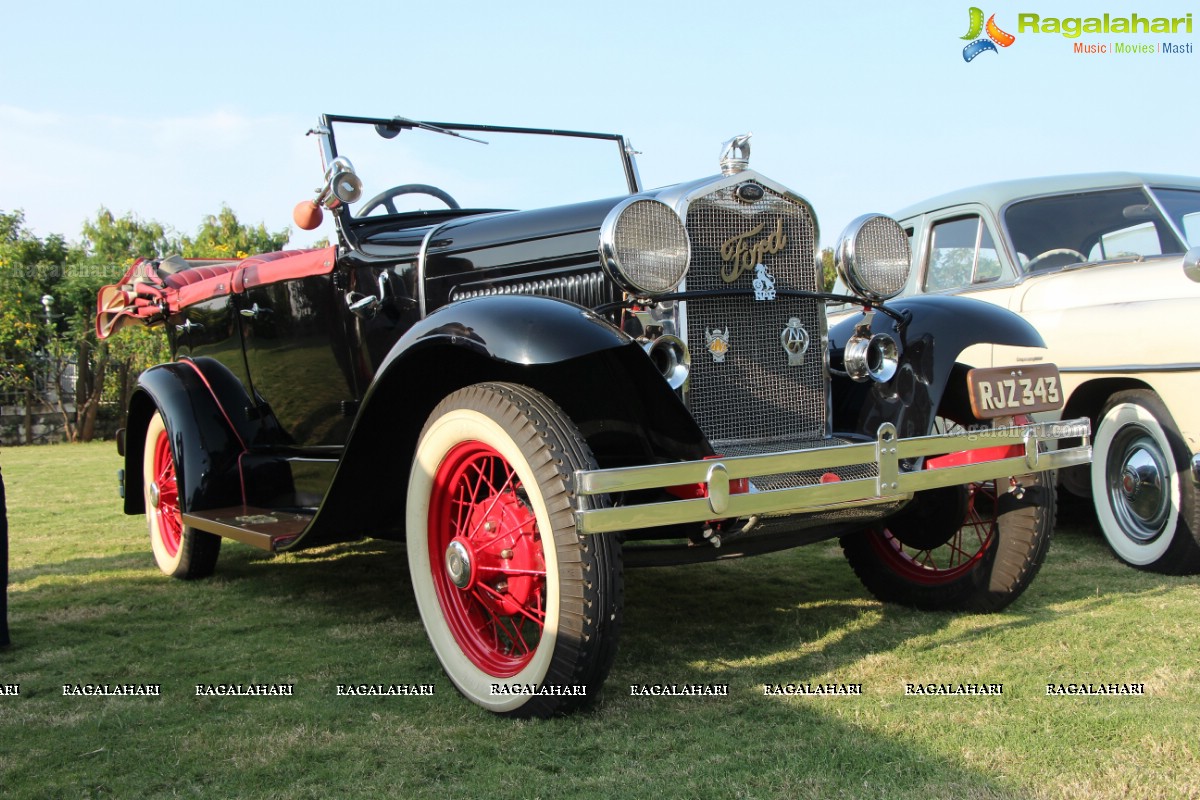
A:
[97,115,1091,717]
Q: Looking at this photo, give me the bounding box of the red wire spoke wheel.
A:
[150,426,184,558]
[868,478,1000,585]
[427,441,547,676]
[842,412,1054,612]
[407,383,622,717]
[142,412,220,579]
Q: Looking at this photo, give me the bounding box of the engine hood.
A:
[422,197,626,280]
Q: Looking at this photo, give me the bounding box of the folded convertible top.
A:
[96,247,337,339]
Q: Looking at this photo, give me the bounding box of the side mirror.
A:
[1185,246,1200,283]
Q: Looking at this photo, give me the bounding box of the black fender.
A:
[829,295,1047,439]
[123,357,257,516]
[297,295,708,547]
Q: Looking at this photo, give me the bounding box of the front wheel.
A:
[841,414,1054,612]
[406,383,622,717]
[1091,390,1200,574]
[142,411,220,579]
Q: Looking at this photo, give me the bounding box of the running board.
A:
[182,507,312,552]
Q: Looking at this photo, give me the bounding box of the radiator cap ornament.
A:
[720,133,752,175]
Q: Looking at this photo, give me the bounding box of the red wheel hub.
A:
[151,429,183,558]
[428,441,546,677]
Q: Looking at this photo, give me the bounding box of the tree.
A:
[71,209,177,440]
[0,211,75,442]
[0,213,42,397]
[182,204,289,260]
[819,247,838,292]
[80,207,173,264]
[2,205,290,444]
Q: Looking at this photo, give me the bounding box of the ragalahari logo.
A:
[962,7,1016,61]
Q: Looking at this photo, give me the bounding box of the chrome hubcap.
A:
[445,539,473,590]
[1108,430,1170,542]
[148,481,161,509]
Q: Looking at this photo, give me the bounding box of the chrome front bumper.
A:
[574,418,1092,535]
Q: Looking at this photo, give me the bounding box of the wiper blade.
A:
[377,116,488,145]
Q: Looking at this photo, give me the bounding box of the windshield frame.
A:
[310,114,642,243]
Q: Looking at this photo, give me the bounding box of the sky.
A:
[1,0,1196,252]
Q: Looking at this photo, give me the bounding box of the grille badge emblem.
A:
[753,264,776,301]
[705,327,731,363]
[735,182,765,203]
[780,318,810,367]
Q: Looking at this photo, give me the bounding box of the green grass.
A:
[2,442,1199,799]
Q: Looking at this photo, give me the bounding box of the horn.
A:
[642,335,691,390]
[844,332,899,383]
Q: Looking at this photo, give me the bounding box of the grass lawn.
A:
[2,441,1198,799]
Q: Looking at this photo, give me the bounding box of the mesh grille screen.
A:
[684,182,827,447]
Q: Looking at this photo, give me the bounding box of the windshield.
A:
[1003,186,1195,273]
[324,116,636,219]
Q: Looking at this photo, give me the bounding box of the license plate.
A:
[967,364,1063,419]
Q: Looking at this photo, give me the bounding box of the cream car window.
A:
[923,215,1001,292]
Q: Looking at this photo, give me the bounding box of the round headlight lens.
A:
[835,214,911,301]
[600,199,690,296]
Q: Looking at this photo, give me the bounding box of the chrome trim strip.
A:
[416,222,452,318]
[574,418,1092,534]
[1058,363,1200,374]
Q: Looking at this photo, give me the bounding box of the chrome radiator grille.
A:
[683,182,827,449]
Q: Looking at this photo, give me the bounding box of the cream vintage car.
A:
[847,173,1200,573]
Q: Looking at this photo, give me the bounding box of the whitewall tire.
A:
[1091,391,1200,573]
[406,383,621,717]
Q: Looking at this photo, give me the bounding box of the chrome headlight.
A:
[835,214,911,301]
[599,198,690,297]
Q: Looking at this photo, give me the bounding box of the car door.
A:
[236,270,361,449]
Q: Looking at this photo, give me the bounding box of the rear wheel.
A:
[1091,390,1200,574]
[841,413,1054,612]
[406,383,622,717]
[142,412,220,579]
